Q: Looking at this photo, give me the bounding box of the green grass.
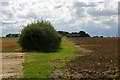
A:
[23,37,78,78]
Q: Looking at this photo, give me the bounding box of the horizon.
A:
[0,0,119,37]
[1,30,119,37]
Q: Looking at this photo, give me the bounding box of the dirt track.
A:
[1,53,25,78]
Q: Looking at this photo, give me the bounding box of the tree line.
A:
[5,33,19,37]
[58,31,91,37]
[5,31,91,38]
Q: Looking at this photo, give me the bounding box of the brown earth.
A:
[52,38,119,79]
[1,53,25,78]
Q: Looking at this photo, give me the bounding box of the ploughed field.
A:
[53,37,119,79]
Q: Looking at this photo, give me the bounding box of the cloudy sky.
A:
[0,0,119,37]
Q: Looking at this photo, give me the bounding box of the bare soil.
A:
[52,38,119,79]
[1,53,25,78]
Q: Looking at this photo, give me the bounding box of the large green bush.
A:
[19,20,61,52]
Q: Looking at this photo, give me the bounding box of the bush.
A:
[19,20,61,52]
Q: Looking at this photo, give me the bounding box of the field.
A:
[1,37,120,79]
[1,37,78,78]
[1,38,21,52]
[53,37,119,79]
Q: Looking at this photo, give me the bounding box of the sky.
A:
[0,0,119,37]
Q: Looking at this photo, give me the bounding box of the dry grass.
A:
[1,38,21,53]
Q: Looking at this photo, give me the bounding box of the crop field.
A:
[1,37,120,79]
[53,37,119,79]
[1,38,21,52]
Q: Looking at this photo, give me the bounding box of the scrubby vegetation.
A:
[19,20,61,52]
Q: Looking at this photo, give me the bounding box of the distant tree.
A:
[79,31,91,37]
[6,33,19,37]
[6,33,12,37]
[58,30,91,38]
[100,36,103,38]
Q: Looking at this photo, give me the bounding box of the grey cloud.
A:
[1,9,14,19]
[73,2,96,8]
[81,20,118,36]
[73,7,86,18]
[17,10,39,20]
[88,8,118,16]
[103,19,117,27]
[1,1,9,6]
[2,20,16,24]
[54,5,62,9]
[26,11,38,19]
[71,2,96,18]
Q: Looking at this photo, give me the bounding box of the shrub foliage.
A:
[19,20,61,52]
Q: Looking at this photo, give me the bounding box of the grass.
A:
[23,37,78,78]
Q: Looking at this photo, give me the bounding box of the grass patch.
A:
[23,37,78,78]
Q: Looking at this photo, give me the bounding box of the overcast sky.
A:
[0,0,119,37]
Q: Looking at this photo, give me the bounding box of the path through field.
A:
[1,53,25,78]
